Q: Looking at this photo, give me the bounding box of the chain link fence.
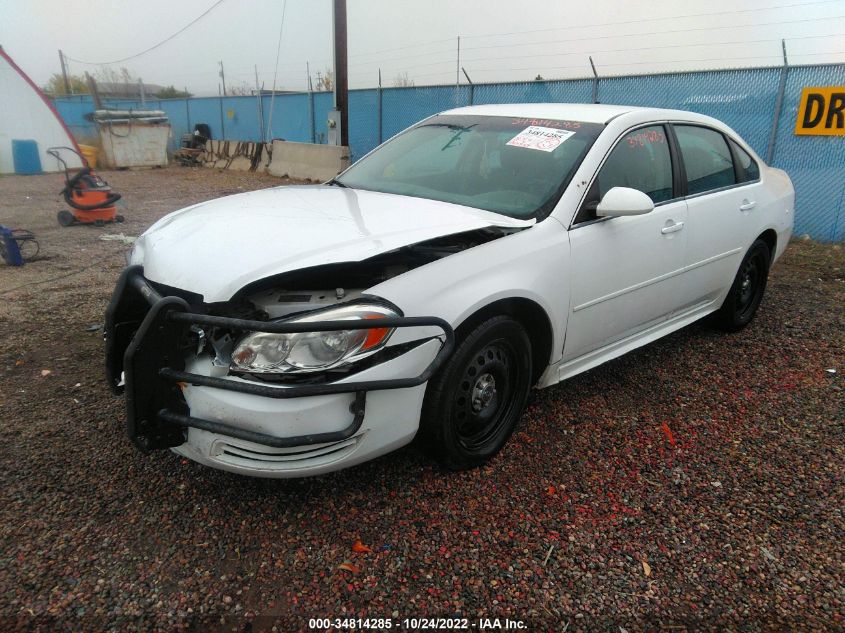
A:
[54,62,845,241]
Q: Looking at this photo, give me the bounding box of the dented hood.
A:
[131,185,533,302]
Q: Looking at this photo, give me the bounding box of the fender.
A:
[371,216,570,367]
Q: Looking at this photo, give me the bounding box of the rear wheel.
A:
[419,315,532,470]
[713,239,771,332]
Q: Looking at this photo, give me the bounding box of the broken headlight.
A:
[230,304,398,374]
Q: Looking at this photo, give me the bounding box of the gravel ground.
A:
[0,167,843,632]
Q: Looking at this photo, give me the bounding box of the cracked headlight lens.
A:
[230,304,398,374]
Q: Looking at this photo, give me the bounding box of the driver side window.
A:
[575,125,674,224]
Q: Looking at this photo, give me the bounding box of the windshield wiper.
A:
[327,178,349,188]
[441,124,476,151]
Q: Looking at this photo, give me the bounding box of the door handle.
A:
[739,200,756,211]
[661,221,685,235]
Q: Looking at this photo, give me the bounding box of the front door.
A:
[564,124,688,362]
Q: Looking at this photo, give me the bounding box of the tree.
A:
[315,68,333,92]
[227,81,253,96]
[95,66,136,85]
[155,85,193,99]
[43,73,89,96]
[393,72,414,87]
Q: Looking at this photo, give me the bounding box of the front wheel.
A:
[713,239,771,332]
[419,315,532,470]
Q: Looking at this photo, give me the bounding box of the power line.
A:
[348,37,456,59]
[342,0,841,62]
[64,0,227,65]
[60,0,845,92]
[348,45,458,67]
[345,6,843,76]
[460,0,842,41]
[460,33,845,66]
[462,13,845,53]
[443,51,838,77]
[350,55,456,72]
[345,31,843,78]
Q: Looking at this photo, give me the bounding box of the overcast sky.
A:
[1,0,843,95]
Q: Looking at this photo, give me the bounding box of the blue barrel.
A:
[12,139,42,175]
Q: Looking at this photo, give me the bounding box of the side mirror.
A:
[596,187,655,217]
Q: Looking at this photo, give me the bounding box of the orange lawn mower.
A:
[48,147,124,227]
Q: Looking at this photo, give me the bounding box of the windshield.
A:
[336,115,603,219]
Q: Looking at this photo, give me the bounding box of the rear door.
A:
[564,124,688,362]
[671,124,764,312]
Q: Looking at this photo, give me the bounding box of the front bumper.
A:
[104,266,454,474]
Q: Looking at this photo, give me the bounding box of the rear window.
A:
[674,125,736,195]
[730,139,760,183]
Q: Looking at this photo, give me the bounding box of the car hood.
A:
[131,185,534,302]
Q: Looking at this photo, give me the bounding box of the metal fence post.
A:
[462,67,474,105]
[766,40,790,165]
[377,69,383,144]
[309,90,316,143]
[589,57,599,104]
[219,94,226,140]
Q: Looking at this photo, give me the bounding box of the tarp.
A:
[0,46,82,174]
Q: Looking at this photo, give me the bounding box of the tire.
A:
[57,210,75,227]
[713,239,771,332]
[419,315,532,470]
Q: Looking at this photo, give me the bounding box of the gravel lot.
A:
[0,167,843,632]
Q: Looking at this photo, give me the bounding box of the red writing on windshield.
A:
[511,118,581,130]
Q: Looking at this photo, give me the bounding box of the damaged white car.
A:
[105,103,794,478]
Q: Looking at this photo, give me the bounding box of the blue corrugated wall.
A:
[53,63,845,241]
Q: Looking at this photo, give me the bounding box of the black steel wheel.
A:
[57,210,75,227]
[419,315,532,469]
[714,239,771,332]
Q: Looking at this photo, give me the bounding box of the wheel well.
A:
[455,298,553,384]
[757,229,777,262]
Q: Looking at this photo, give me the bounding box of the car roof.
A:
[441,103,706,125]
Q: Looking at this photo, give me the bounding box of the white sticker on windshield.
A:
[506,126,575,152]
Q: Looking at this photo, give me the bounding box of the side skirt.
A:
[537,300,718,388]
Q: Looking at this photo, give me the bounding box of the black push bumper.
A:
[105,266,454,452]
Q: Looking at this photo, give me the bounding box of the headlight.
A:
[230,304,398,374]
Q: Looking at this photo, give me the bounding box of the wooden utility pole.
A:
[219,61,227,96]
[255,64,265,142]
[332,0,348,147]
[85,72,103,109]
[58,50,71,94]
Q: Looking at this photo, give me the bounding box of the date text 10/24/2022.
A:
[308,617,528,630]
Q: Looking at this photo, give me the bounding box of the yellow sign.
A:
[795,87,845,136]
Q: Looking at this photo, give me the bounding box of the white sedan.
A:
[105,103,794,478]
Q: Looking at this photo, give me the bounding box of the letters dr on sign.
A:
[795,87,845,136]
